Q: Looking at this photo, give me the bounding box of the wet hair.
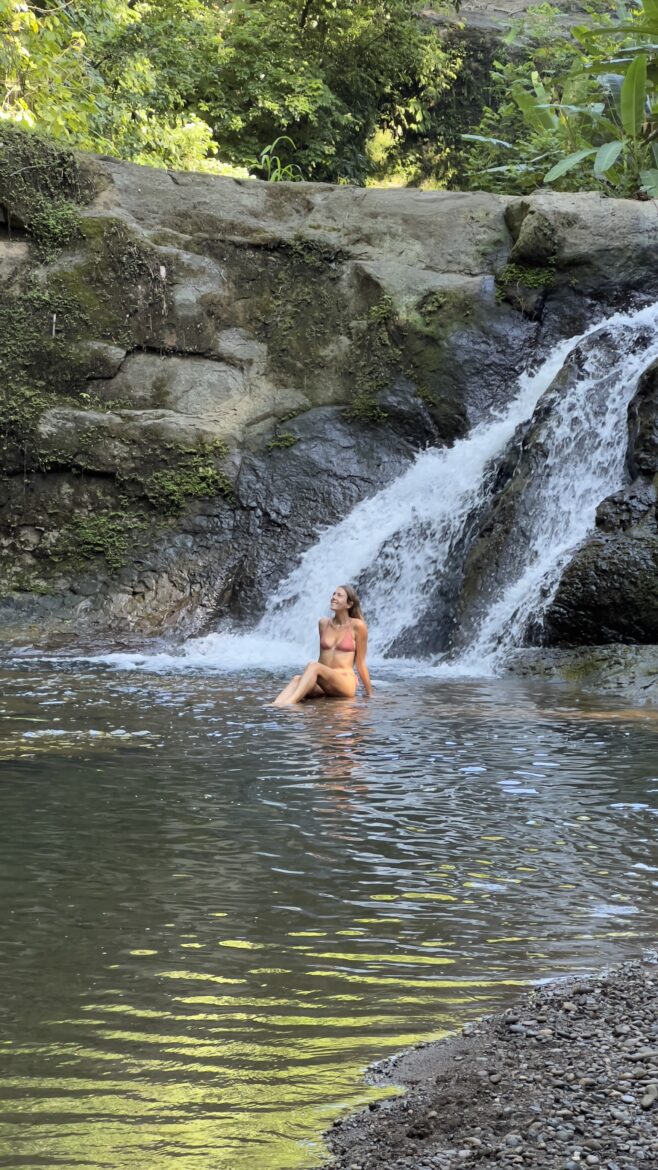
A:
[339,584,364,622]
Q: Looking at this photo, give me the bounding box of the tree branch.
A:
[299,0,315,30]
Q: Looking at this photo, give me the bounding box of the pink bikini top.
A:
[320,621,356,654]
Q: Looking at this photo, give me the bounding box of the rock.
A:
[628,357,658,477]
[326,958,658,1170]
[640,1085,658,1108]
[5,135,658,641]
[507,205,558,266]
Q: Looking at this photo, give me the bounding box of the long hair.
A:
[341,584,364,622]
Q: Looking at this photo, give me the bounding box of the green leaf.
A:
[599,73,625,121]
[640,168,658,196]
[593,140,624,175]
[543,148,597,183]
[584,23,656,39]
[461,133,514,148]
[512,83,556,132]
[620,53,647,138]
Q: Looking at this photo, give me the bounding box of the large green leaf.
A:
[593,140,624,175]
[620,53,648,137]
[512,82,556,132]
[584,24,657,39]
[543,148,597,183]
[642,0,658,19]
[640,167,658,196]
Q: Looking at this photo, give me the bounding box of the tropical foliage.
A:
[460,1,658,199]
[0,0,459,183]
[3,0,657,198]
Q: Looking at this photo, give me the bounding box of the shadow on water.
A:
[0,664,657,1169]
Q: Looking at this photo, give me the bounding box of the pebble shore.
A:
[325,957,657,1170]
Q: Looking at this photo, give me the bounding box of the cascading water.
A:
[458,303,658,672]
[93,301,658,676]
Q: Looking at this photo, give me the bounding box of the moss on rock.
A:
[345,296,398,423]
[140,443,233,514]
[0,123,97,259]
[0,277,91,468]
[52,509,146,572]
[250,235,349,382]
[59,217,170,345]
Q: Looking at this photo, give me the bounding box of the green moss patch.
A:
[0,278,91,466]
[267,431,298,450]
[139,443,233,514]
[248,236,348,381]
[0,123,96,259]
[52,510,146,572]
[345,296,398,424]
[59,218,170,345]
[496,262,556,292]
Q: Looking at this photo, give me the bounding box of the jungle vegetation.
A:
[0,0,656,197]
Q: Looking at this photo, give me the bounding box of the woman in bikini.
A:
[271,584,373,707]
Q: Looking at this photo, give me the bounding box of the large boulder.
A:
[3,123,658,641]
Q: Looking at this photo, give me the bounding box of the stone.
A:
[640,1085,658,1109]
[5,142,658,642]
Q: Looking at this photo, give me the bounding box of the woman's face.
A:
[330,586,349,612]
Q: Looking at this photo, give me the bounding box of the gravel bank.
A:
[325,957,657,1170]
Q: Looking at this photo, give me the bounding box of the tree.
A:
[0,0,459,183]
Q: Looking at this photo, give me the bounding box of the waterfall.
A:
[458,303,658,672]
[92,300,658,675]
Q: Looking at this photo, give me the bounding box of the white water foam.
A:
[63,300,658,677]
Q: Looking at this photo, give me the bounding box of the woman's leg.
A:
[278,662,356,706]
[271,674,326,707]
[271,675,301,706]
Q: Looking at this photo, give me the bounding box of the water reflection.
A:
[0,665,657,1169]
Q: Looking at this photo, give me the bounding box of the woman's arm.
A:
[354,621,373,697]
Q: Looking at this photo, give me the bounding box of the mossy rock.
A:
[138,443,233,514]
[57,217,170,345]
[233,235,350,382]
[0,123,98,259]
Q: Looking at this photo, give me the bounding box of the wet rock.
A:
[544,356,658,647]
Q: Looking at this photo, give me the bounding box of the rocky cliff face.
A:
[2,126,658,645]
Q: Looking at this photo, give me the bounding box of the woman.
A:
[271,584,373,707]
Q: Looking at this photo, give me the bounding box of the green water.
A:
[1,663,657,1169]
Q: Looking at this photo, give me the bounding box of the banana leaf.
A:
[593,140,624,174]
[621,54,647,136]
[640,167,658,194]
[544,148,598,182]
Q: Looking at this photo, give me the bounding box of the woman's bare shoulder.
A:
[353,618,368,631]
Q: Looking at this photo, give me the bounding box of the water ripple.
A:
[0,666,657,1169]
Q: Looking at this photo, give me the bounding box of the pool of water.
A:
[1,662,657,1170]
